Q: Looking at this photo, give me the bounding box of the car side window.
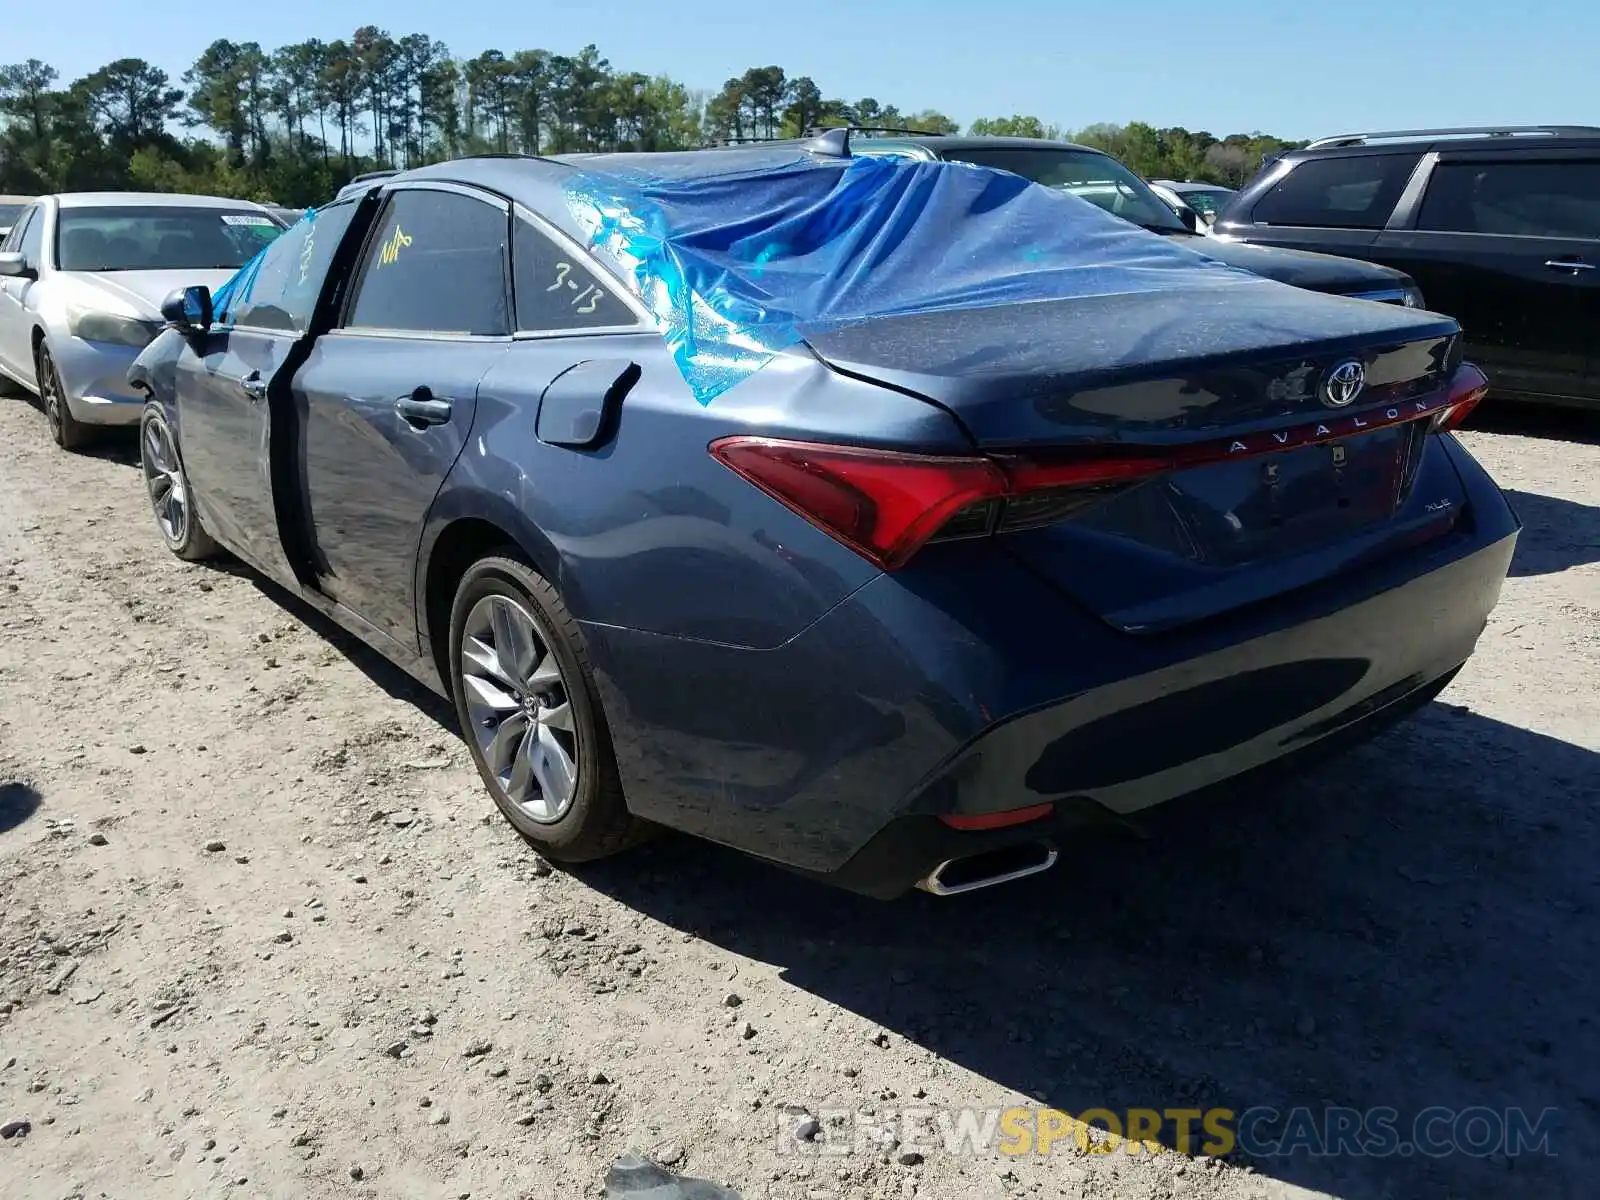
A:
[1417,161,1600,241]
[16,207,45,267]
[1252,154,1420,229]
[224,200,359,333]
[345,189,510,336]
[513,216,630,332]
[2,208,33,254]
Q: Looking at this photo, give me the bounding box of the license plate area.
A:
[1076,424,1419,568]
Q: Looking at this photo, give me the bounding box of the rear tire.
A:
[448,554,644,863]
[139,401,221,562]
[35,342,90,451]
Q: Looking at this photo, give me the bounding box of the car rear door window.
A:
[225,200,359,333]
[345,189,510,336]
[512,216,631,332]
[1417,161,1600,240]
[1252,154,1420,229]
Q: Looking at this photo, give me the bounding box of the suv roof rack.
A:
[1305,125,1600,150]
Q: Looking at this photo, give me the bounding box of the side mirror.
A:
[161,285,213,334]
[0,252,35,280]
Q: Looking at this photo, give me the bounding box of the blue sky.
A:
[12,0,1597,140]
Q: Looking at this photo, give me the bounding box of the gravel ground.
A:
[0,393,1596,1200]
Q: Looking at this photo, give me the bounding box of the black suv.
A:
[840,133,1427,307]
[1214,125,1600,410]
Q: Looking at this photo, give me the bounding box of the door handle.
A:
[1544,259,1595,272]
[238,371,266,401]
[395,388,453,428]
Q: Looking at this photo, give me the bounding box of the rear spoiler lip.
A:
[988,362,1489,478]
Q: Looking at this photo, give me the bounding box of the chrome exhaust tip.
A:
[916,841,1058,896]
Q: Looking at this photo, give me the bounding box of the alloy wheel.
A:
[37,348,62,439]
[141,418,188,545]
[459,593,580,823]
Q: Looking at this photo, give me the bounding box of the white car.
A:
[1149,179,1239,229]
[1148,182,1212,234]
[0,192,286,449]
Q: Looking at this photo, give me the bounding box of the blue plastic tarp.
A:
[564,151,1263,404]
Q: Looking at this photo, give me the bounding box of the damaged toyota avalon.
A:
[128,131,1518,899]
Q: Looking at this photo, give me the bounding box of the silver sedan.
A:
[0,192,286,449]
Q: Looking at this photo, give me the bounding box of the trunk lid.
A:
[803,286,1468,633]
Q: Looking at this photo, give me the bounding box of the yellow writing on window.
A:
[379,224,413,266]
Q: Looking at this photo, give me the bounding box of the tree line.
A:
[0,33,1302,208]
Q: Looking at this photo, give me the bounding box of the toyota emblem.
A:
[1320,360,1366,408]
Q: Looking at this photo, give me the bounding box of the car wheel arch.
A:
[418,510,564,685]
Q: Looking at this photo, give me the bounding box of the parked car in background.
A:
[0,192,286,449]
[266,205,306,226]
[130,142,1514,899]
[844,135,1427,307]
[1147,181,1210,233]
[1150,179,1237,227]
[1213,125,1600,410]
[0,195,33,242]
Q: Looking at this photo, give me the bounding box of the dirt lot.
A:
[1,394,1596,1200]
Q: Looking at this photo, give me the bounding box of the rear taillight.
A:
[1431,363,1489,433]
[710,363,1490,571]
[708,438,1008,569]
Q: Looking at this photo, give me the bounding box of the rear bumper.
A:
[582,436,1518,893]
[812,663,1463,899]
[942,520,1509,824]
[51,337,145,425]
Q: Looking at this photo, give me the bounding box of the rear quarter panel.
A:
[419,335,971,652]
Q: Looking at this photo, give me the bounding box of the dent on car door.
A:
[174,198,364,583]
[290,185,512,647]
[1377,157,1600,401]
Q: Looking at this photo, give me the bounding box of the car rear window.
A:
[1251,154,1420,229]
[1417,161,1600,240]
[344,189,510,337]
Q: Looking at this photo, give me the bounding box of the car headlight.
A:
[1401,284,1426,309]
[69,307,161,349]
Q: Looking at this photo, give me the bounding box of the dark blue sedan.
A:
[128,135,1518,898]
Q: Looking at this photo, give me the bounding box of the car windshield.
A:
[1178,189,1231,217]
[0,203,25,227]
[938,147,1189,233]
[55,206,284,272]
